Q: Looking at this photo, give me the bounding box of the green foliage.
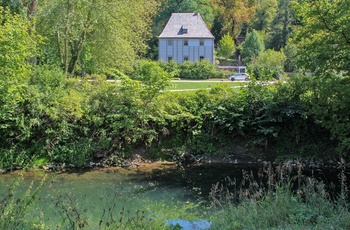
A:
[210,165,350,229]
[37,0,159,75]
[269,0,295,50]
[210,0,257,38]
[248,49,286,80]
[306,76,350,154]
[179,60,219,80]
[133,60,172,99]
[1,60,350,169]
[292,0,350,75]
[0,174,46,229]
[251,0,278,33]
[1,0,350,170]
[282,40,299,72]
[0,7,37,108]
[217,33,236,60]
[159,60,221,80]
[159,61,181,78]
[240,30,265,65]
[0,7,37,78]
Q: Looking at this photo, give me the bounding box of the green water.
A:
[0,163,345,229]
[0,166,202,229]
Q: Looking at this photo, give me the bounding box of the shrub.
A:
[248,49,286,80]
[179,60,219,79]
[210,163,350,229]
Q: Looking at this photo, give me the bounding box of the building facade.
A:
[158,13,215,64]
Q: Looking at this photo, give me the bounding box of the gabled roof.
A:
[159,13,214,39]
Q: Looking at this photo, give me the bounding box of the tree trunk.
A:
[64,0,72,75]
[68,30,86,75]
[24,0,39,65]
[57,31,63,65]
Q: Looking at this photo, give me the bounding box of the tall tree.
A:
[0,7,37,79]
[1,0,22,14]
[293,0,350,75]
[217,33,236,60]
[36,0,159,76]
[251,0,278,33]
[0,7,39,145]
[269,0,294,50]
[210,0,257,40]
[240,29,265,64]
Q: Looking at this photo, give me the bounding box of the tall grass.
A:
[1,165,349,229]
[0,171,208,229]
[0,173,46,229]
[209,163,350,230]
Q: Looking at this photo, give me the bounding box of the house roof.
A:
[159,13,214,39]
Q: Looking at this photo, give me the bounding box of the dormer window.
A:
[182,25,188,34]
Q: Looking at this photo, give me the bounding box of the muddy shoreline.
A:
[1,152,349,175]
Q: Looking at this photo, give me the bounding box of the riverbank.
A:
[1,150,349,176]
[1,155,350,230]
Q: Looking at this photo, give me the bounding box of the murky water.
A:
[0,162,348,228]
[0,162,207,228]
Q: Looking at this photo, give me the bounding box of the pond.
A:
[0,162,348,229]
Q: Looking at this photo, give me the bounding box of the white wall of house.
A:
[159,38,214,64]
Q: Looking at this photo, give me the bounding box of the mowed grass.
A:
[167,80,247,91]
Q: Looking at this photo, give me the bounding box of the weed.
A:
[209,162,350,229]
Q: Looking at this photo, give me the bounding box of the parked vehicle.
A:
[228,73,250,81]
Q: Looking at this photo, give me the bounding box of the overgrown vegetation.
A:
[1,163,349,229]
[158,60,224,80]
[210,162,350,229]
[1,59,349,170]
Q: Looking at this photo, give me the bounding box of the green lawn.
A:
[167,81,247,91]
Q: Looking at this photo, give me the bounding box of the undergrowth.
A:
[0,163,349,229]
[209,161,350,229]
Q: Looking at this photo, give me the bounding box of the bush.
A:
[179,60,219,79]
[248,49,286,80]
[210,164,350,229]
[158,60,221,80]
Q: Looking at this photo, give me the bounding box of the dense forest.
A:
[1,0,350,169]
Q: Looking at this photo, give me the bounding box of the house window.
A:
[168,40,173,46]
[200,56,204,61]
[168,56,173,62]
[184,56,189,62]
[184,40,188,46]
[182,24,188,34]
[200,40,204,46]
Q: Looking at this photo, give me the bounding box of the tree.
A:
[210,0,257,40]
[36,0,159,76]
[240,30,265,64]
[251,0,278,33]
[217,33,236,60]
[292,0,350,75]
[0,7,38,79]
[249,49,286,80]
[269,0,294,50]
[0,7,39,152]
[282,40,298,73]
[133,60,172,104]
